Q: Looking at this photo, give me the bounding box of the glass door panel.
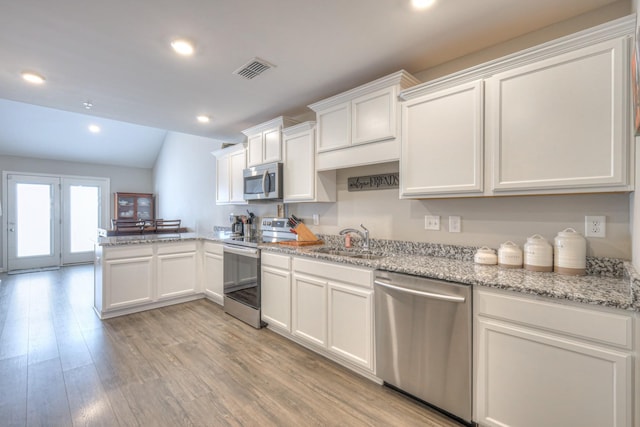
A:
[62,177,109,265]
[7,174,61,271]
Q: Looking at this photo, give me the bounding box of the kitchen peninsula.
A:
[94,233,214,319]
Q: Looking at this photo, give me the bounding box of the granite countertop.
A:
[260,243,637,312]
[95,231,638,312]
[95,231,228,246]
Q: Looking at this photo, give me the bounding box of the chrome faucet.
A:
[339,224,370,252]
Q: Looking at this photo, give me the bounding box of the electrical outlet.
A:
[312,214,319,225]
[425,215,440,231]
[585,215,606,238]
[449,216,461,233]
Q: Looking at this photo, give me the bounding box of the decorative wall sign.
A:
[348,173,399,192]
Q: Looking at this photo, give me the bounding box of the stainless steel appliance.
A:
[374,270,473,425]
[243,162,283,201]
[223,218,296,328]
[229,214,244,236]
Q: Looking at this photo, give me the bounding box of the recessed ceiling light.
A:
[88,124,101,133]
[411,0,435,9]
[21,71,46,84]
[196,115,211,123]
[171,38,195,56]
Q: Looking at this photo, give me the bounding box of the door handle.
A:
[374,279,466,303]
[262,170,268,197]
[9,228,14,232]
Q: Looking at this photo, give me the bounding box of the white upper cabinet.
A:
[212,144,247,205]
[398,17,634,198]
[215,154,230,204]
[309,70,420,171]
[316,102,351,152]
[400,80,484,198]
[229,149,246,203]
[282,121,336,203]
[486,37,631,194]
[242,116,298,167]
[351,86,398,145]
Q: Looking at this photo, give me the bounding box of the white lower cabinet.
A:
[95,241,203,318]
[327,281,373,370]
[292,272,328,347]
[157,243,198,300]
[261,252,292,331]
[202,241,224,305]
[475,288,634,427]
[289,256,374,374]
[103,247,154,310]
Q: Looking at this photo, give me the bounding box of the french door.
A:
[62,178,106,264]
[6,173,109,271]
[7,174,61,270]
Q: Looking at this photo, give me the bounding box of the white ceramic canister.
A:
[474,247,498,265]
[554,228,586,276]
[523,234,553,272]
[498,241,523,269]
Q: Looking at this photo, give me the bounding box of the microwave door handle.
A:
[262,170,269,197]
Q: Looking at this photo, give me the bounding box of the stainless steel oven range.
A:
[222,218,296,328]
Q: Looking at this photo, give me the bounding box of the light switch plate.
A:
[425,215,440,231]
[449,216,461,233]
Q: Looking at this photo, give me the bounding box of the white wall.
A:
[293,163,630,259]
[152,131,225,232]
[415,0,631,82]
[0,155,152,193]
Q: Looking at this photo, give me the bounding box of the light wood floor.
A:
[0,265,462,427]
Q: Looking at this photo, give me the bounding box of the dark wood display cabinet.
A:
[113,192,155,221]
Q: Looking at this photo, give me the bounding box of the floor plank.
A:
[0,265,462,427]
[63,364,120,427]
[0,355,28,427]
[26,358,72,426]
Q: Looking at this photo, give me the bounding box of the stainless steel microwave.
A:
[243,162,283,201]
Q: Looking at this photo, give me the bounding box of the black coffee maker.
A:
[229,214,244,236]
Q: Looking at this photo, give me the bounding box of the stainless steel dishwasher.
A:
[374,270,472,425]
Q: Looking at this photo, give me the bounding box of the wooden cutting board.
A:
[277,240,324,247]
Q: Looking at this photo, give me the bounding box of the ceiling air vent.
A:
[233,57,274,80]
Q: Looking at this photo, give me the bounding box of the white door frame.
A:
[2,171,110,271]
[6,174,61,271]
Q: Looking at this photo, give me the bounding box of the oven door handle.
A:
[374,279,466,303]
[224,245,260,258]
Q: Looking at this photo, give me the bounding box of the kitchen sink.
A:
[350,253,386,260]
[310,247,386,260]
[312,247,354,256]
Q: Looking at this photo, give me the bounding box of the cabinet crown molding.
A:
[308,69,421,111]
[400,14,636,100]
[211,142,246,158]
[282,121,316,135]
[241,116,298,136]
